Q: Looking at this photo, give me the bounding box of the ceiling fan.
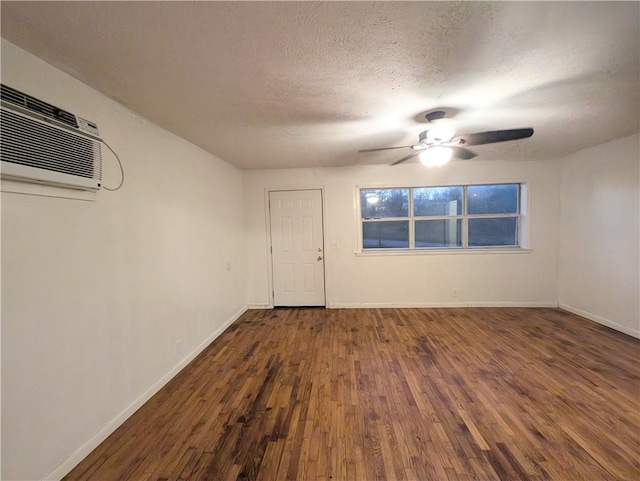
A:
[359,111,534,167]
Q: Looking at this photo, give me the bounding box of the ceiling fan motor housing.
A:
[418,128,456,145]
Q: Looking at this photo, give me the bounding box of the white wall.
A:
[1,40,247,480]
[559,133,640,338]
[244,159,560,308]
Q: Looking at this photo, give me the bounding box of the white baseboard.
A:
[247,303,272,309]
[559,303,640,339]
[44,306,248,481]
[472,301,558,308]
[327,301,558,309]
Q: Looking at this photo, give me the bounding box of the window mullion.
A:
[467,213,519,219]
[517,184,521,247]
[463,186,468,248]
[409,187,415,249]
[363,217,409,222]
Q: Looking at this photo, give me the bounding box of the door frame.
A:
[265,187,328,308]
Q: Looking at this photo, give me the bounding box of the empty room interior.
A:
[1,2,639,480]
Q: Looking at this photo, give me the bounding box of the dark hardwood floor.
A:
[64,307,640,480]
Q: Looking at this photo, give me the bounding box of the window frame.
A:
[358,182,529,254]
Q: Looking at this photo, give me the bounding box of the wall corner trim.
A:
[43,306,248,481]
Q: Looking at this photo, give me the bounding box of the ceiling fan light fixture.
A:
[425,119,456,143]
[419,146,453,167]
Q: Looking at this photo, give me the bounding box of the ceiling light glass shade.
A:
[419,147,453,167]
[425,120,456,143]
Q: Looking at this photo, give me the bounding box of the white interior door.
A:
[270,190,325,306]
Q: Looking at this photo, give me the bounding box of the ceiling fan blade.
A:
[453,128,534,146]
[391,151,420,166]
[359,145,412,153]
[451,146,477,160]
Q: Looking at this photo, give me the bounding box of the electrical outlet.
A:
[452,288,459,297]
[175,339,183,355]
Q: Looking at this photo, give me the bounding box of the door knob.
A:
[317,255,323,261]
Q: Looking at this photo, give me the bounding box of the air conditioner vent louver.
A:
[2,109,100,179]
[1,84,78,128]
[1,84,103,191]
[0,85,25,105]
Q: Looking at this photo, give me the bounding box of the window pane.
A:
[468,217,518,246]
[363,221,409,248]
[468,184,518,215]
[414,186,463,216]
[415,219,462,248]
[361,189,409,219]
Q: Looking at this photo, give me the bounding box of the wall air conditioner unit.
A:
[1,84,103,191]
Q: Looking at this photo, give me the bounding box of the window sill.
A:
[355,247,532,257]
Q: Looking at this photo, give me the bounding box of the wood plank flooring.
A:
[64,308,640,480]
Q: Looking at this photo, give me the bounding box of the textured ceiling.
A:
[1,1,638,170]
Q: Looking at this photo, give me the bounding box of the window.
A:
[414,186,463,248]
[360,184,521,250]
[361,189,409,248]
